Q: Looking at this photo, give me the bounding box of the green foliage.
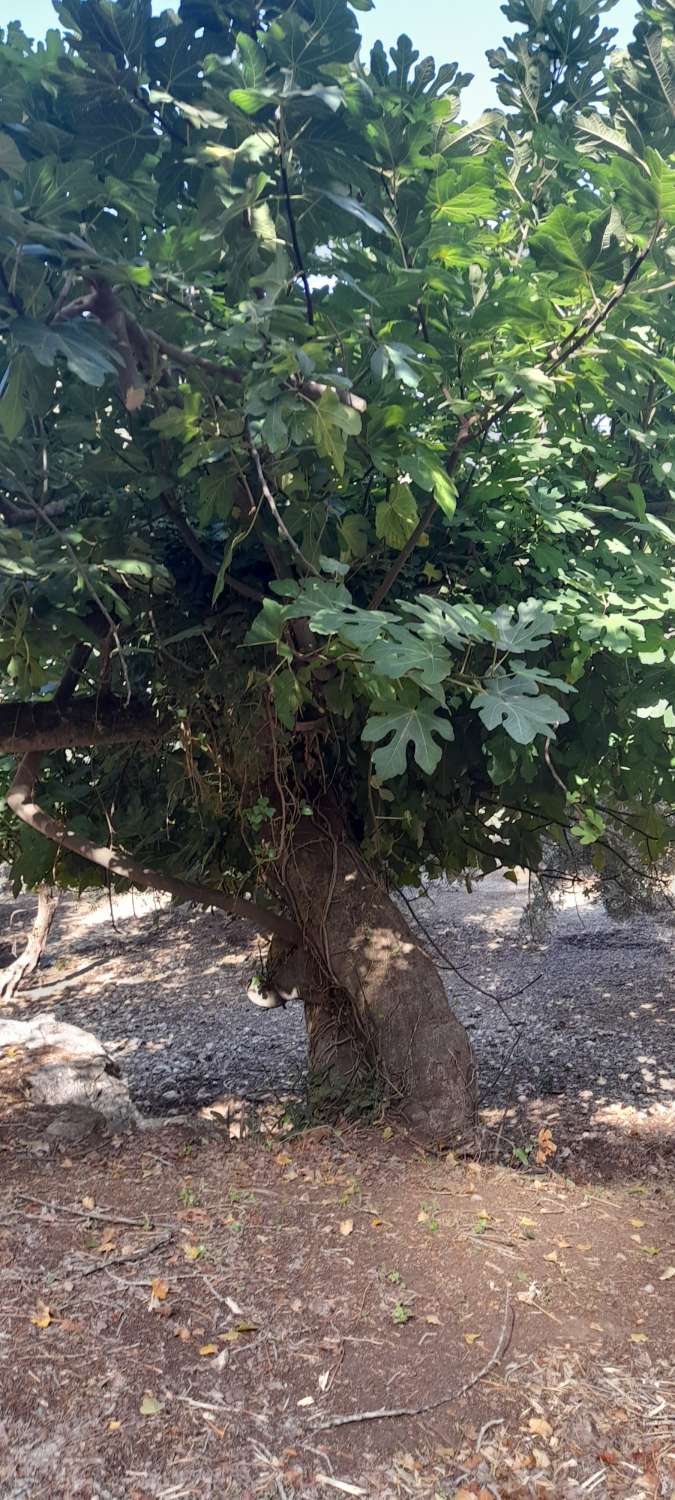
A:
[0,0,673,904]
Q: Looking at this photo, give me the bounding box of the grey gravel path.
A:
[6,876,672,1129]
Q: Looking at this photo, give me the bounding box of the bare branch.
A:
[316,1291,513,1429]
[0,696,167,753]
[295,379,366,413]
[250,445,320,577]
[6,752,299,944]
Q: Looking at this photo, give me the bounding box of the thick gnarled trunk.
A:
[272,818,477,1144]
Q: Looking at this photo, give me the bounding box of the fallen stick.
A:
[315,1291,513,1430]
[80,1232,172,1277]
[16,1194,157,1228]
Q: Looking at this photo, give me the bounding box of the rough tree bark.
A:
[0,885,59,1004]
[269,814,477,1144]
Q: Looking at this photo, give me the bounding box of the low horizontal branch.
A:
[7,752,299,945]
[0,697,167,754]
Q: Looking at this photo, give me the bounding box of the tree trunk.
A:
[0,886,59,1004]
[272,817,477,1145]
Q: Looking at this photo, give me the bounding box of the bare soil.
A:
[0,877,673,1498]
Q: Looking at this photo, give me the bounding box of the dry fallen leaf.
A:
[81,1196,96,1211]
[339,1219,353,1237]
[220,1329,242,1343]
[464,1332,480,1344]
[659,1266,675,1281]
[520,1216,537,1228]
[534,1127,557,1167]
[107,1419,121,1433]
[199,1343,218,1356]
[297,1395,314,1407]
[140,1393,163,1416]
[31,1300,51,1330]
[629,1332,648,1344]
[425,1313,441,1326]
[533,1447,551,1469]
[382,1126,393,1141]
[528,1417,553,1439]
[183,1243,203,1262]
[150,1277,169,1303]
[543,1250,558,1263]
[371,1217,383,1228]
[576,1242,593,1252]
[630,1218,644,1229]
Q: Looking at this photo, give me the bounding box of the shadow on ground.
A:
[1,875,673,1183]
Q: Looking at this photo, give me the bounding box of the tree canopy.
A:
[0,0,673,927]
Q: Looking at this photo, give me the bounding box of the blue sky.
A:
[13,0,640,114]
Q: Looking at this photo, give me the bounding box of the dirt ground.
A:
[0,878,673,1498]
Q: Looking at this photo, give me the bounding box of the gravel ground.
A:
[3,874,673,1139]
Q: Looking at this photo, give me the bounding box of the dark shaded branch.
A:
[0,468,69,526]
[548,225,660,374]
[0,261,22,314]
[53,641,96,707]
[0,696,166,753]
[368,415,478,610]
[158,492,263,600]
[277,119,314,326]
[53,289,366,410]
[146,327,243,384]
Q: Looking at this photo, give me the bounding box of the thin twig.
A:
[543,737,569,796]
[315,1291,513,1429]
[250,445,320,576]
[397,888,542,1010]
[80,1232,172,1278]
[367,412,475,610]
[16,1194,157,1228]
